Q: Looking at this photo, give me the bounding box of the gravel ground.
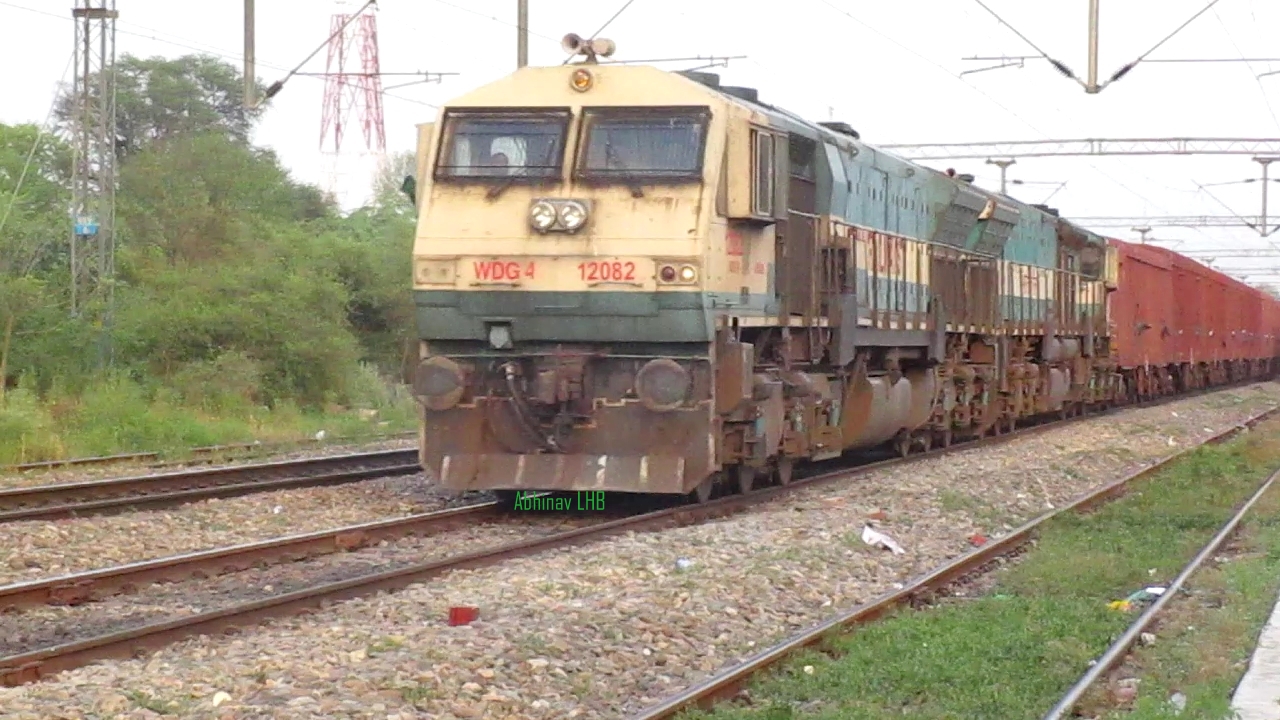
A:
[0,435,418,489]
[0,512,610,657]
[2,383,1277,720]
[0,473,494,584]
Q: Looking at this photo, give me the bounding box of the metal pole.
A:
[516,0,528,68]
[1086,0,1100,93]
[244,0,256,107]
[1257,157,1274,235]
[985,158,1016,194]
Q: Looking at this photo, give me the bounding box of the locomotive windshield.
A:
[435,109,571,180]
[576,107,709,182]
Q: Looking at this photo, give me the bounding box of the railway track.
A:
[1038,464,1280,719]
[0,431,417,475]
[630,407,1280,720]
[1,394,1271,688]
[0,502,507,611]
[0,448,421,523]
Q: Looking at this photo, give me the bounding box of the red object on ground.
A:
[867,510,888,521]
[968,534,988,547]
[448,606,479,626]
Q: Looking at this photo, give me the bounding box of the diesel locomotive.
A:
[404,35,1280,502]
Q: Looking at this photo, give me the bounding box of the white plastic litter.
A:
[861,525,906,554]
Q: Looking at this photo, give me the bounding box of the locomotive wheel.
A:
[776,458,794,486]
[693,476,715,504]
[895,433,911,458]
[737,465,756,495]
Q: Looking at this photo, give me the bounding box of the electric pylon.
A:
[319,2,386,206]
[69,0,118,366]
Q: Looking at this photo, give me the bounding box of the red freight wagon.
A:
[1168,253,1214,364]
[1108,239,1176,369]
[1264,292,1280,360]
[1238,287,1261,360]
[1203,262,1242,361]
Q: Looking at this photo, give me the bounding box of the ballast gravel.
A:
[0,513,607,657]
[0,470,488,584]
[0,434,417,489]
[2,383,1278,720]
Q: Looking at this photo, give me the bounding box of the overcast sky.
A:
[4,0,1280,282]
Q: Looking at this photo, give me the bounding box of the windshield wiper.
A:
[485,168,528,201]
[604,144,645,198]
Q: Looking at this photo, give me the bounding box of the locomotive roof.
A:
[684,70,1104,246]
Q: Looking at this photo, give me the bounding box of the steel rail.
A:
[0,406,1128,686]
[631,407,1279,720]
[0,449,421,523]
[2,403,1273,688]
[1040,465,1280,720]
[0,431,417,474]
[0,386,1187,609]
[0,502,505,611]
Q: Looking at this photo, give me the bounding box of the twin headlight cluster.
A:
[530,199,588,233]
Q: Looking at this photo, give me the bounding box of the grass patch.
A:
[1083,458,1280,718]
[682,421,1280,720]
[0,369,418,465]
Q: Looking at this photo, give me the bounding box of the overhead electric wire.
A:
[819,0,1269,257]
[812,1,1190,226]
[1095,0,1227,91]
[1211,7,1280,131]
[425,0,562,45]
[0,0,440,109]
[0,49,75,268]
[588,0,637,42]
[258,0,377,105]
[562,0,639,65]
[968,0,1080,84]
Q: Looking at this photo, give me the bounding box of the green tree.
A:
[371,150,418,213]
[5,52,416,417]
[56,54,268,159]
[117,132,331,266]
[0,123,72,398]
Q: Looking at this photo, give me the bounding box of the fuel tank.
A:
[839,366,937,449]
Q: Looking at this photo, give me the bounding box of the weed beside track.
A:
[679,419,1280,720]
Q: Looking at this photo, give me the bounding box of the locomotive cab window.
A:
[576,106,709,183]
[434,108,571,181]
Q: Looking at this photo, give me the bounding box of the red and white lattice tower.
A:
[319,2,386,208]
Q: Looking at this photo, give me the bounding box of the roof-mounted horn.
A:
[561,33,616,64]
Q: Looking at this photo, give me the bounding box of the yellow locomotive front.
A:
[409,46,732,496]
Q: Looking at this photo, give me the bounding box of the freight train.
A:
[403,35,1280,502]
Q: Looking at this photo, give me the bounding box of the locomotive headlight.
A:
[413,356,466,412]
[559,201,588,230]
[679,265,697,282]
[530,201,557,231]
[634,358,690,412]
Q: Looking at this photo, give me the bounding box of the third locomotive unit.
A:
[405,35,1280,502]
